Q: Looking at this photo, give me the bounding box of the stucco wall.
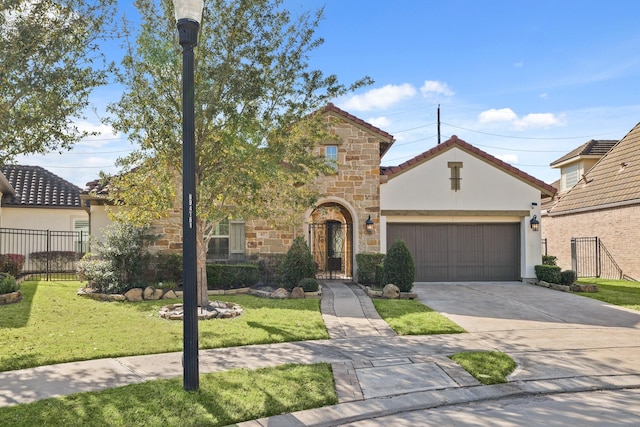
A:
[1,207,87,231]
[543,204,640,280]
[381,146,543,279]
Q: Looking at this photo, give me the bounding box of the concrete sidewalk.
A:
[3,281,640,426]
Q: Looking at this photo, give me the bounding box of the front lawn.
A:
[576,278,640,311]
[0,363,337,427]
[0,281,328,372]
[450,351,516,385]
[372,299,465,335]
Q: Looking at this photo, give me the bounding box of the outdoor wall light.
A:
[530,215,540,232]
[365,215,374,234]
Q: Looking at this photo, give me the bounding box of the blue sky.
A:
[19,0,640,187]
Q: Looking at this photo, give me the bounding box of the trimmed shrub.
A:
[298,277,319,292]
[207,264,259,290]
[76,223,157,293]
[279,237,316,290]
[77,254,121,293]
[383,239,415,292]
[30,251,80,272]
[0,273,18,294]
[534,265,561,284]
[152,253,183,283]
[375,263,385,289]
[560,270,577,286]
[356,253,385,285]
[249,253,286,285]
[0,254,25,277]
[542,255,557,266]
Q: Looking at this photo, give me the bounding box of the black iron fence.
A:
[571,236,622,279]
[0,228,87,280]
[309,222,353,280]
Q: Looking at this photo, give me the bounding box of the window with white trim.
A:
[74,219,89,253]
[325,145,338,170]
[561,163,580,191]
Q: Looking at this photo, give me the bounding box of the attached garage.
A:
[387,223,520,281]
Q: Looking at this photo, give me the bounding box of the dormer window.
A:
[325,145,338,170]
[561,163,580,191]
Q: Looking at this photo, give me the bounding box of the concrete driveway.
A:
[413,281,640,332]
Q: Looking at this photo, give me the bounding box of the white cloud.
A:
[367,116,391,129]
[540,93,548,99]
[420,80,454,98]
[478,108,566,130]
[478,108,518,123]
[514,60,524,68]
[75,122,121,148]
[339,84,416,111]
[495,154,519,164]
[514,113,566,130]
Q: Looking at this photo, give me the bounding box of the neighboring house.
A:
[82,105,555,282]
[0,165,88,233]
[380,136,555,282]
[543,122,640,279]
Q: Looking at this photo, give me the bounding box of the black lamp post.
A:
[174,0,203,391]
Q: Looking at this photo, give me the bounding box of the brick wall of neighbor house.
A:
[543,204,640,280]
[244,113,382,256]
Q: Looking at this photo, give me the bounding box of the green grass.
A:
[576,278,640,311]
[0,281,328,372]
[372,299,465,335]
[0,363,337,427]
[450,351,516,385]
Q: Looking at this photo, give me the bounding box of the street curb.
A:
[237,374,640,427]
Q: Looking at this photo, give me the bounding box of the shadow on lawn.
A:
[0,281,38,329]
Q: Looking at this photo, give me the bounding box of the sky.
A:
[17,0,640,188]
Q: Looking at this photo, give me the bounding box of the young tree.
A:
[106,0,371,306]
[0,0,116,164]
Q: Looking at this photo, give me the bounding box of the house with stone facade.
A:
[83,104,555,282]
[543,122,640,280]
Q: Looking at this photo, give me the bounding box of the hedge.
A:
[355,253,385,285]
[534,265,561,284]
[0,254,25,277]
[206,264,260,290]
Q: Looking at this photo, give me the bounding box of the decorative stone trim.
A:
[0,291,22,305]
[532,280,599,293]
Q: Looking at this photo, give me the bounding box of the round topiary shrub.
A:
[279,237,316,290]
[383,239,415,292]
[0,273,18,294]
[298,277,319,292]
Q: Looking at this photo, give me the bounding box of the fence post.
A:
[570,237,577,276]
[595,236,601,278]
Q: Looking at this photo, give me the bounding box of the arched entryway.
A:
[308,203,354,280]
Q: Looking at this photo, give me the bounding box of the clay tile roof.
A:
[550,139,617,167]
[323,103,395,157]
[1,165,83,208]
[550,122,640,214]
[381,135,556,196]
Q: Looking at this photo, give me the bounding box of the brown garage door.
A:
[387,223,520,281]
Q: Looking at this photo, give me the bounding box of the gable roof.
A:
[323,103,395,157]
[381,135,556,196]
[1,165,83,208]
[549,122,640,215]
[550,139,617,167]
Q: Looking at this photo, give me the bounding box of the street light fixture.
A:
[174,0,203,391]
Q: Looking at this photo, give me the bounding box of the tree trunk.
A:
[196,222,209,307]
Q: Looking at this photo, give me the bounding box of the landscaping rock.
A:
[270,287,290,299]
[382,283,400,299]
[124,288,143,302]
[143,286,164,300]
[162,290,178,299]
[0,290,21,305]
[571,283,599,293]
[290,286,305,299]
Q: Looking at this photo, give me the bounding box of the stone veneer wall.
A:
[244,112,383,256]
[149,112,386,260]
[542,204,640,279]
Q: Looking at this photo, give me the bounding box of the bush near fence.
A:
[207,264,260,290]
[0,254,26,277]
[29,251,82,272]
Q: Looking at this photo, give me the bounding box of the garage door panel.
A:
[387,223,520,281]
